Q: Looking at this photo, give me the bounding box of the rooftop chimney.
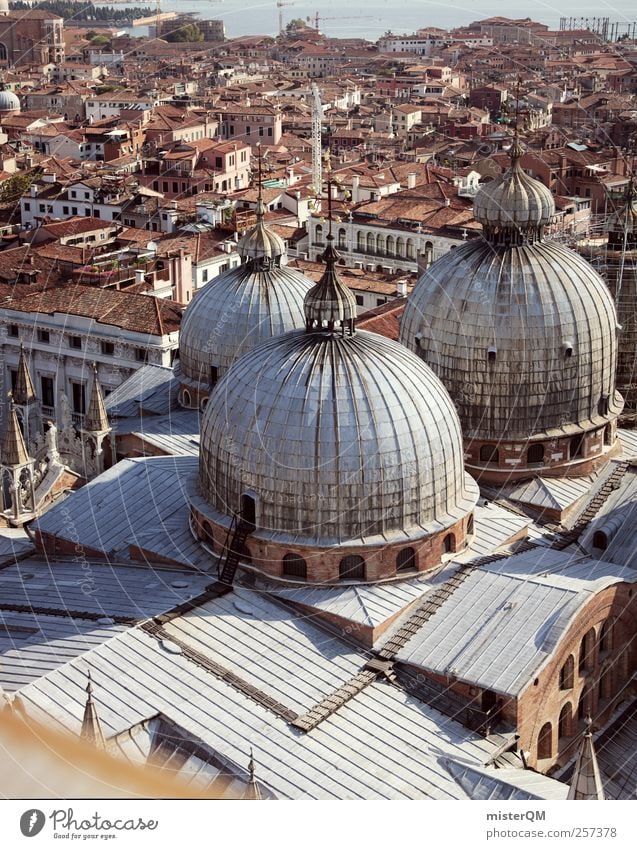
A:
[407,172,416,189]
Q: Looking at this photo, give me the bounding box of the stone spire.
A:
[567,717,605,800]
[1,397,31,467]
[244,748,262,800]
[80,671,106,749]
[304,165,356,335]
[84,363,109,434]
[237,145,285,264]
[13,343,36,407]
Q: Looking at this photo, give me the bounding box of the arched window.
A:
[443,533,455,554]
[527,443,544,465]
[357,231,364,251]
[396,547,416,573]
[386,235,395,257]
[577,690,589,721]
[570,434,584,460]
[0,44,7,62]
[559,655,574,690]
[480,444,499,464]
[315,224,323,245]
[406,239,415,260]
[376,233,385,255]
[579,628,596,673]
[339,555,365,581]
[338,228,347,250]
[558,703,572,739]
[200,396,208,411]
[366,233,375,254]
[181,388,191,407]
[600,620,613,653]
[282,553,307,580]
[592,531,608,551]
[396,236,405,257]
[537,722,552,759]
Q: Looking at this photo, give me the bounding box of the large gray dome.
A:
[179,263,314,384]
[199,329,478,545]
[399,238,622,441]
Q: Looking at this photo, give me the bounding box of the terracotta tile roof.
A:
[355,298,407,341]
[6,285,183,337]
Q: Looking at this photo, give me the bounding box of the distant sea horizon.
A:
[100,0,637,42]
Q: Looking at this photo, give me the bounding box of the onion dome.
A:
[178,186,313,394]
[198,228,478,549]
[400,240,621,441]
[473,138,555,245]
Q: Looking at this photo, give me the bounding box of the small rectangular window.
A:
[135,347,147,362]
[71,380,86,414]
[24,202,30,211]
[40,375,55,407]
[101,341,115,356]
[355,295,364,306]
[69,335,82,349]
[8,324,19,337]
[37,329,50,343]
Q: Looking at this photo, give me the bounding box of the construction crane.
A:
[311,82,322,199]
[308,12,375,31]
[277,0,296,36]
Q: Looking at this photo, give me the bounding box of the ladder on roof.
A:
[218,515,254,586]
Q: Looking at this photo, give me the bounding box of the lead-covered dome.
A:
[400,239,622,441]
[400,137,622,482]
[178,195,313,407]
[199,329,477,545]
[0,88,20,114]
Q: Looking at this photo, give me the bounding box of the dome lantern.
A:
[304,171,357,335]
[473,134,555,246]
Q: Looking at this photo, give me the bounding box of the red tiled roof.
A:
[7,285,183,336]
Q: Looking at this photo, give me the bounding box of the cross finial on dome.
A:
[255,142,265,221]
[304,149,356,335]
[237,143,286,264]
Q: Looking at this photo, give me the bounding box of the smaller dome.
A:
[237,196,285,261]
[0,89,20,113]
[474,138,554,243]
